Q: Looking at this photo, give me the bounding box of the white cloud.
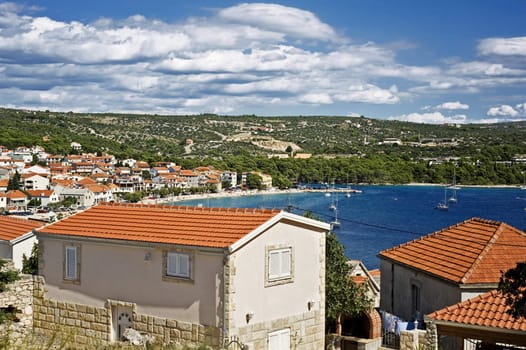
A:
[478,37,526,56]
[436,101,469,110]
[334,84,399,104]
[390,112,467,124]
[299,93,333,104]
[448,62,526,76]
[486,105,519,117]
[217,3,338,42]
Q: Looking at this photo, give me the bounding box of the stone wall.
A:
[33,276,221,347]
[235,310,325,349]
[0,271,34,345]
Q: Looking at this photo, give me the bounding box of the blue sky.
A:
[1,1,526,123]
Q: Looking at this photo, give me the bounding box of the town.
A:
[0,140,525,350]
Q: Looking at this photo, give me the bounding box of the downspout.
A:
[222,249,228,347]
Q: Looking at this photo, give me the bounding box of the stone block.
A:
[178,321,192,332]
[154,317,167,326]
[167,319,177,328]
[181,330,192,340]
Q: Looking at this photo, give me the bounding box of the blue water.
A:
[177,186,526,269]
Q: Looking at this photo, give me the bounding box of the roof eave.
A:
[228,211,330,253]
[36,231,226,253]
[425,317,526,337]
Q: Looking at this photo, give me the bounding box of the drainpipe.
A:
[222,250,228,347]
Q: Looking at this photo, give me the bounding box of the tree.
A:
[246,173,263,190]
[498,261,526,318]
[7,171,21,191]
[325,232,372,334]
[302,211,372,335]
[22,243,39,275]
[0,259,19,293]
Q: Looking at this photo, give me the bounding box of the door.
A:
[112,305,133,341]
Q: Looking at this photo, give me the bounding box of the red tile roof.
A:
[427,290,526,331]
[6,190,27,199]
[26,190,54,197]
[0,216,43,241]
[378,218,526,285]
[37,203,281,248]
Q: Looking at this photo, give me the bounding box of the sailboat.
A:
[448,171,461,190]
[330,207,341,229]
[435,186,449,211]
[521,173,526,190]
[329,191,337,210]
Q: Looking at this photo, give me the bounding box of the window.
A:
[64,244,80,282]
[268,328,290,350]
[411,284,421,319]
[165,251,191,279]
[266,246,293,286]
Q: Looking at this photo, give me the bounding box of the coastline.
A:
[140,183,524,205]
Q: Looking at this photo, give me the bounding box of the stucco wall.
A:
[12,234,36,270]
[39,236,223,326]
[226,221,326,348]
[379,259,461,321]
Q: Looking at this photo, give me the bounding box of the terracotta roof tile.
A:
[37,203,281,248]
[0,216,44,241]
[378,218,526,285]
[428,290,526,331]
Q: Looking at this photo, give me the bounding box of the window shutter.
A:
[167,253,178,276]
[281,249,291,277]
[178,253,190,277]
[66,246,77,279]
[269,251,281,279]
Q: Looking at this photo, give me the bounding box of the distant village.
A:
[0,142,273,221]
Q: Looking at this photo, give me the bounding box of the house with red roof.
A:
[426,290,526,349]
[6,190,28,212]
[22,173,50,191]
[378,218,526,340]
[0,216,43,270]
[35,203,329,348]
[26,189,59,207]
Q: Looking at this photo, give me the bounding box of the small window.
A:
[268,248,291,280]
[266,247,293,287]
[166,252,191,279]
[411,284,421,318]
[268,328,290,350]
[64,245,80,282]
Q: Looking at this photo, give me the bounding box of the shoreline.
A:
[140,183,525,205]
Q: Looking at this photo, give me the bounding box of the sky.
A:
[1,1,526,123]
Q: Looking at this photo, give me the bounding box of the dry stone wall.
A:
[33,276,221,347]
[0,272,34,345]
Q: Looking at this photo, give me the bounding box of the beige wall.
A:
[380,259,461,321]
[232,221,324,326]
[39,237,223,326]
[227,221,326,349]
[12,234,37,270]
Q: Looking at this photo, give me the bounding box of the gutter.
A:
[222,249,229,346]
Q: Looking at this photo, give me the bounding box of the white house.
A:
[0,216,42,270]
[58,188,95,207]
[23,174,50,191]
[35,203,329,349]
[26,189,60,207]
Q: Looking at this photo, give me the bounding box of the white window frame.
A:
[63,244,80,283]
[266,246,293,287]
[267,328,291,350]
[164,251,193,282]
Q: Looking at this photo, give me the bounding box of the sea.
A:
[176,185,526,270]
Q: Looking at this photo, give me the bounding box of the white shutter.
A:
[167,252,178,276]
[268,248,291,280]
[280,249,291,277]
[268,250,281,279]
[65,246,77,280]
[167,252,190,278]
[177,253,190,278]
[268,328,290,350]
